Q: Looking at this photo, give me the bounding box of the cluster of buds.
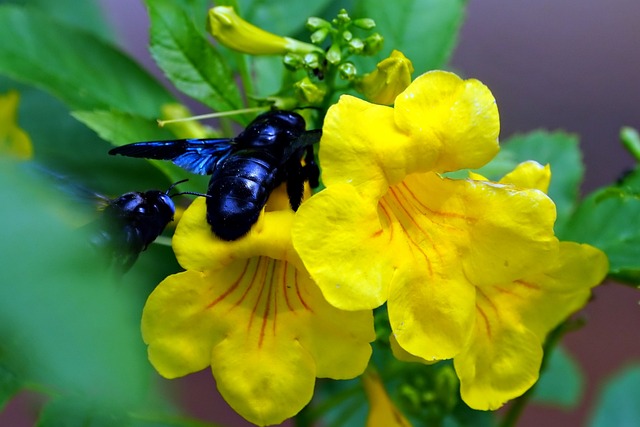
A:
[207,6,413,107]
[284,9,383,81]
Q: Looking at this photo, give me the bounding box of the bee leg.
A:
[303,145,320,188]
[286,159,306,211]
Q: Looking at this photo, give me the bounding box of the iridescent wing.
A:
[109,138,237,175]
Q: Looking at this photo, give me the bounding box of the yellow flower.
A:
[291,70,608,409]
[142,192,375,426]
[208,6,321,55]
[0,90,33,159]
[362,369,412,427]
[355,50,414,105]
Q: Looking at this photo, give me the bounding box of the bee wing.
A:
[288,129,322,152]
[109,138,237,175]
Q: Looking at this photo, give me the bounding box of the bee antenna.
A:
[165,178,189,194]
[170,191,211,199]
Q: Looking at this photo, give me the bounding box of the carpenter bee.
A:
[89,179,191,272]
[109,110,321,241]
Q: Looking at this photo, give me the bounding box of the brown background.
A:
[2,0,639,426]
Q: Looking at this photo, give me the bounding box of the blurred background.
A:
[2,0,639,426]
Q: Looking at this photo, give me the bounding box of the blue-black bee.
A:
[109,110,321,241]
[89,180,189,272]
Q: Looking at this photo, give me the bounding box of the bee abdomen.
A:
[206,156,279,240]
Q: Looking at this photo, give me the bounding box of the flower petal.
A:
[319,71,500,199]
[502,241,608,339]
[453,241,607,410]
[388,267,475,361]
[174,197,304,272]
[499,160,551,193]
[394,71,500,172]
[454,307,542,410]
[143,254,373,426]
[293,183,399,310]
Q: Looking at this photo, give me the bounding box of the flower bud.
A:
[338,62,357,81]
[355,50,414,105]
[348,38,364,54]
[294,77,327,105]
[310,27,330,44]
[0,90,32,160]
[363,33,384,56]
[326,43,342,65]
[208,6,321,55]
[353,18,376,30]
[306,17,330,31]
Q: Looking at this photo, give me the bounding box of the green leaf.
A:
[37,397,132,427]
[354,0,468,74]
[0,5,173,118]
[620,127,640,163]
[71,110,176,146]
[0,161,156,406]
[589,365,640,427]
[72,110,210,193]
[0,78,167,197]
[560,181,640,283]
[531,346,584,407]
[3,0,114,42]
[238,0,334,36]
[0,363,21,411]
[476,130,584,233]
[145,0,244,116]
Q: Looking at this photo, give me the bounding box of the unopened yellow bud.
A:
[208,6,321,55]
[356,50,414,105]
[0,91,33,160]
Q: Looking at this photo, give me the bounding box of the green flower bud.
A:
[310,27,330,44]
[363,33,384,56]
[283,53,303,70]
[353,18,376,30]
[306,17,330,31]
[348,38,364,54]
[294,77,327,105]
[326,43,342,65]
[342,30,353,42]
[338,62,357,80]
[334,9,351,25]
[303,52,321,69]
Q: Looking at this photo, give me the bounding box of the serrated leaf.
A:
[560,185,640,283]
[476,130,584,233]
[532,346,584,407]
[354,0,467,74]
[145,0,244,117]
[589,365,640,427]
[0,5,173,118]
